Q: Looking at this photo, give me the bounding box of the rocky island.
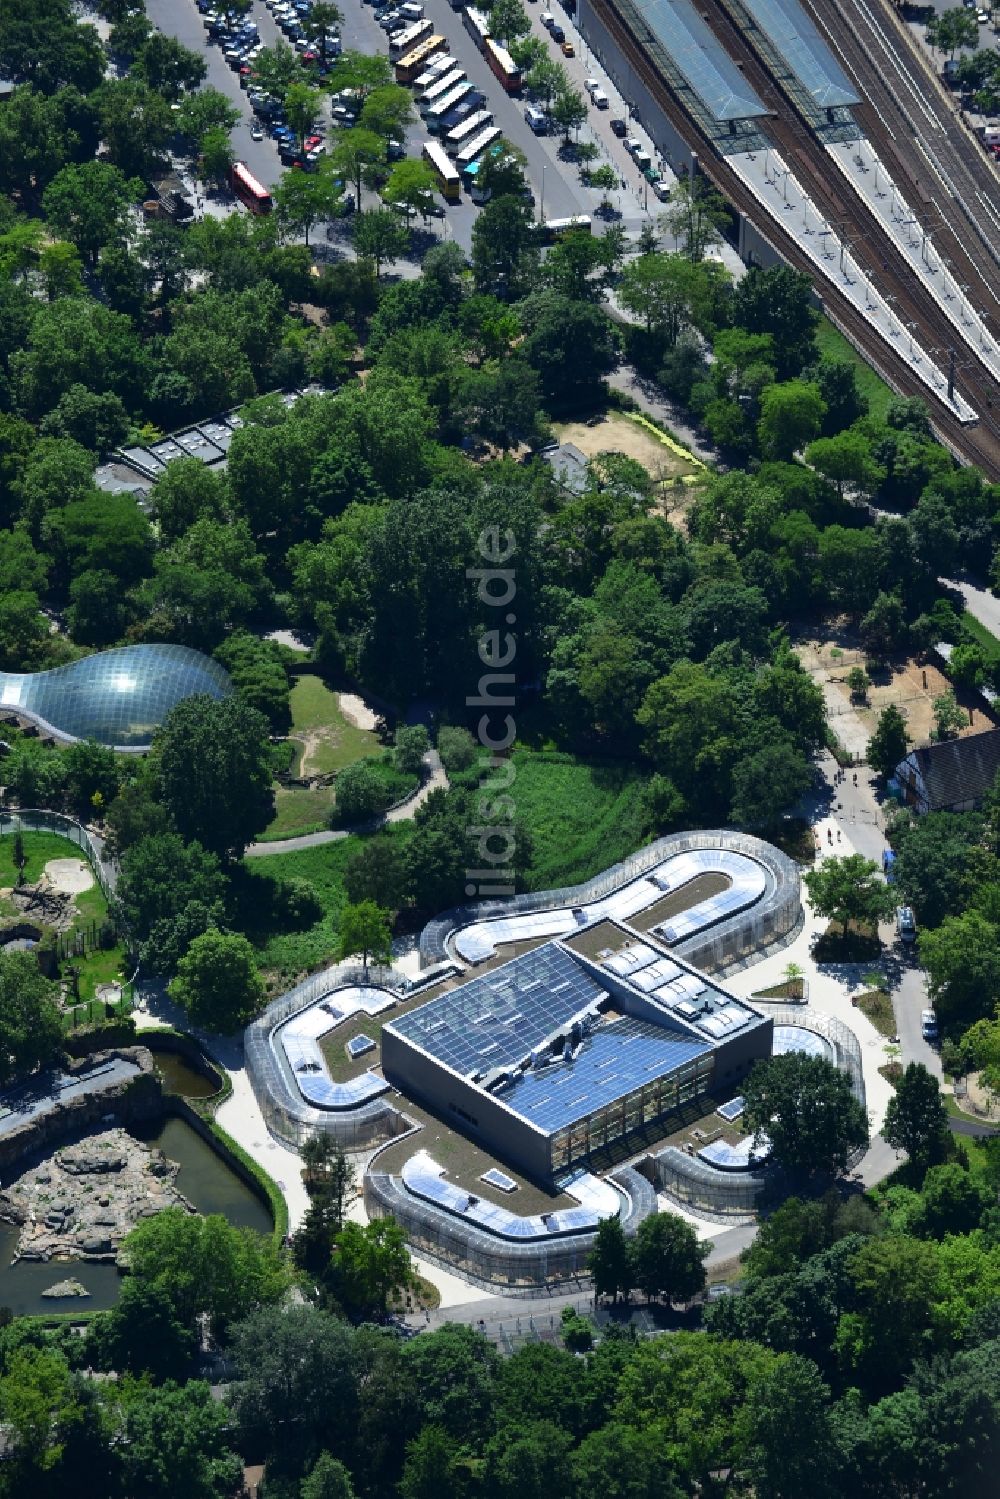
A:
[0,1127,194,1268]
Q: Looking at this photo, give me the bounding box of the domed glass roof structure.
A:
[0,645,232,751]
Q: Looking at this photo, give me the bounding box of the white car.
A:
[624,136,643,155]
[251,125,264,140]
[592,88,609,108]
[540,10,555,26]
[584,77,600,96]
[977,7,990,19]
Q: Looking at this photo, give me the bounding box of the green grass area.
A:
[259,676,383,840]
[0,833,127,1003]
[957,610,1000,664]
[510,749,653,891]
[855,988,896,1038]
[815,316,896,420]
[288,675,380,776]
[263,785,337,841]
[241,826,413,980]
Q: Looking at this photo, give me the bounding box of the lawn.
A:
[287,675,380,777]
[258,676,382,841]
[815,316,896,420]
[510,749,653,891]
[265,785,336,840]
[0,832,127,1003]
[240,826,413,980]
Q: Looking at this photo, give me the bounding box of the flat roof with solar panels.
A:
[382,929,771,1181]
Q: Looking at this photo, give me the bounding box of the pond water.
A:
[0,1115,272,1317]
[153,1050,221,1100]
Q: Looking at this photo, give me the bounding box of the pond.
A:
[0,1115,273,1317]
[153,1050,221,1101]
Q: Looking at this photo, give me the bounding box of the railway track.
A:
[590,0,1000,476]
[701,0,1000,474]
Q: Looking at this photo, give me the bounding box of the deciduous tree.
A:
[743,1051,869,1176]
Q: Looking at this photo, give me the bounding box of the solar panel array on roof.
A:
[387,944,608,1079]
[641,0,768,122]
[401,1151,618,1240]
[496,1016,711,1134]
[698,1132,770,1169]
[600,940,759,1041]
[739,0,860,108]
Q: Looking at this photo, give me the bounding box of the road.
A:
[945,575,1000,637]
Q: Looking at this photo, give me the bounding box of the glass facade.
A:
[549,1052,715,1173]
[0,645,232,750]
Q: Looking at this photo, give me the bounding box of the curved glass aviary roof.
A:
[0,645,232,751]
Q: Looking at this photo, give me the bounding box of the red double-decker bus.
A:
[228,160,273,214]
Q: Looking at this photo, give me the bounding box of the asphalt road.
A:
[945,574,1000,637]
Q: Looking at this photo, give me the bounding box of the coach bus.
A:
[456,124,503,173]
[395,33,446,83]
[228,160,272,214]
[445,107,494,154]
[419,66,466,114]
[422,139,462,202]
[413,54,458,94]
[539,215,593,242]
[463,5,490,51]
[426,81,475,131]
[389,17,433,57]
[484,37,521,93]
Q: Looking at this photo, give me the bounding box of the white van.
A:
[524,103,547,134]
[400,1,425,15]
[592,88,609,109]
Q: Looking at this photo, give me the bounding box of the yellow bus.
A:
[422,139,461,202]
[395,33,446,84]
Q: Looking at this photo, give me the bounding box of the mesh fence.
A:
[244,960,422,1149]
[365,1165,657,1293]
[419,829,801,976]
[0,809,119,898]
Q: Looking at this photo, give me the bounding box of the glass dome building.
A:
[0,645,232,751]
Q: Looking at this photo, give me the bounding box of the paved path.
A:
[246,748,448,856]
[606,367,718,465]
[944,576,1000,637]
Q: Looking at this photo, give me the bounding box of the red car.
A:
[304,134,322,150]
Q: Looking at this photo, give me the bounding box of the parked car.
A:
[592,88,609,108]
[610,116,627,136]
[561,39,575,55]
[387,140,405,160]
[540,9,555,25]
[921,1008,939,1040]
[897,905,917,943]
[624,136,642,155]
[551,23,565,41]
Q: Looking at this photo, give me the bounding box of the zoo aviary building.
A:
[0,645,232,751]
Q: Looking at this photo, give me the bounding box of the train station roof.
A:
[642,0,768,122]
[740,0,860,109]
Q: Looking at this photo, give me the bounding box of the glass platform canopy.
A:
[0,644,232,751]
